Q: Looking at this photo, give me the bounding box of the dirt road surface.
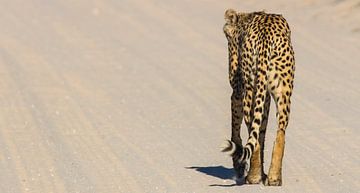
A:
[0,0,359,192]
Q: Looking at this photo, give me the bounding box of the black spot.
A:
[280,121,285,127]
[283,97,288,104]
[274,74,278,79]
[283,109,288,115]
[254,118,261,125]
[253,131,258,140]
[255,107,263,113]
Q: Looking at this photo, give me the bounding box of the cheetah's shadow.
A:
[186,166,244,186]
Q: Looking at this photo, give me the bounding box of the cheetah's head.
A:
[223,9,253,40]
[223,9,239,40]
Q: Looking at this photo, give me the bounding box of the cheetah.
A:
[221,9,295,186]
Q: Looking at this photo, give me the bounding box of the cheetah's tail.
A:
[221,140,245,162]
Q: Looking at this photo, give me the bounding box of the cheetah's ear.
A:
[224,9,238,24]
[238,12,253,24]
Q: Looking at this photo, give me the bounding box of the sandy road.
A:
[0,0,359,192]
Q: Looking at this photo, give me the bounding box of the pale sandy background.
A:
[0,0,359,193]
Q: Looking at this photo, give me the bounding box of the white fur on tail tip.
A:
[221,140,236,156]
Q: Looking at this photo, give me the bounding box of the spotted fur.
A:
[222,9,295,186]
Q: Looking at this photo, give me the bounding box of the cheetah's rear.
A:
[222,9,295,186]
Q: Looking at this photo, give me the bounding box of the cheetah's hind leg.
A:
[265,74,293,186]
[246,92,270,184]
